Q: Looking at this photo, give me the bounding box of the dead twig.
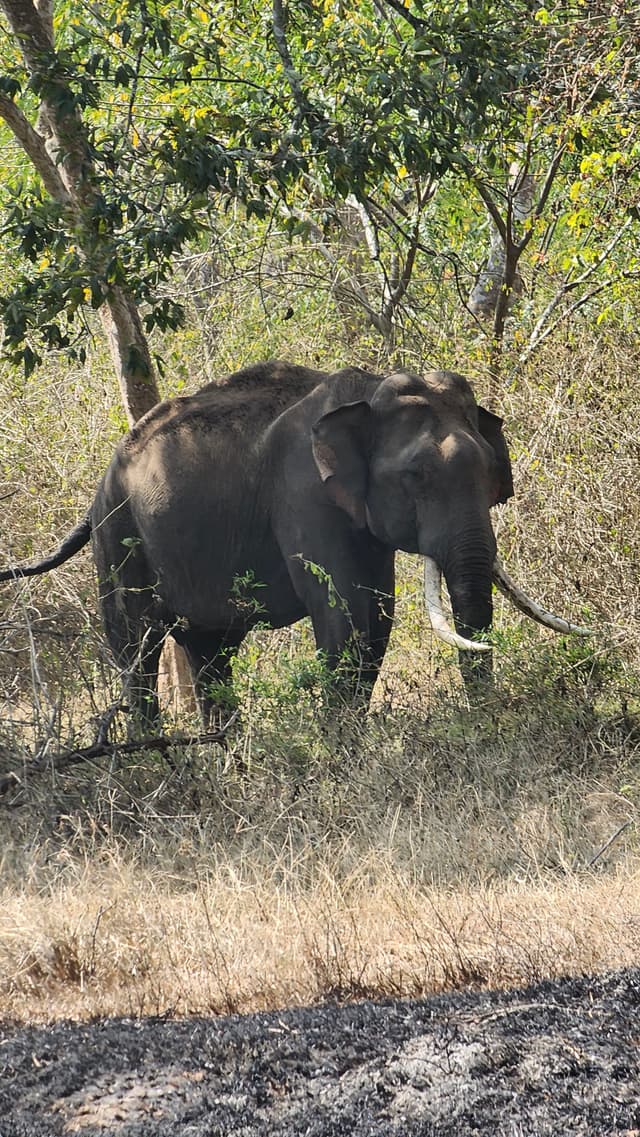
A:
[0,709,240,801]
[584,821,633,869]
[94,700,125,746]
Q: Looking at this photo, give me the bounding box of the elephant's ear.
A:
[311,401,372,528]
[477,406,514,504]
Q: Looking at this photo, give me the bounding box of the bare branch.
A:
[0,714,240,801]
[584,821,632,869]
[520,214,636,366]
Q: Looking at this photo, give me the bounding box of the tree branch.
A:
[33,0,53,41]
[272,0,315,126]
[0,715,239,801]
[383,209,421,320]
[520,214,636,365]
[0,92,72,204]
[0,0,54,84]
[1,0,93,197]
[516,142,566,254]
[346,193,380,262]
[380,0,427,32]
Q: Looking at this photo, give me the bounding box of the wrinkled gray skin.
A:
[2,363,514,727]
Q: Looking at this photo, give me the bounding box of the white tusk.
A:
[492,558,592,636]
[424,557,492,652]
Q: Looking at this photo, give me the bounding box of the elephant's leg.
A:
[98,578,165,733]
[332,557,394,702]
[105,619,164,732]
[177,627,243,726]
[365,553,395,690]
[286,540,389,705]
[124,634,165,731]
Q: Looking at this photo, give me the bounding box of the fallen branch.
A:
[584,820,633,869]
[0,709,239,801]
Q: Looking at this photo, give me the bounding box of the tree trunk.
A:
[0,0,162,422]
[0,0,194,710]
[98,290,160,425]
[468,164,535,391]
[468,165,534,321]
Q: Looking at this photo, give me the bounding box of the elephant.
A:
[0,361,588,728]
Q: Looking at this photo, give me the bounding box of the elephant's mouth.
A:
[423,556,591,652]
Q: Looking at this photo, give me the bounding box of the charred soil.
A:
[1,969,639,1136]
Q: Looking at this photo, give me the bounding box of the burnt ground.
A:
[1,970,639,1136]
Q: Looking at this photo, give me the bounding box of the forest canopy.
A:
[0,0,638,406]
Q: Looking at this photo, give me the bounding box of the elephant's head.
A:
[312,369,587,672]
[312,370,508,659]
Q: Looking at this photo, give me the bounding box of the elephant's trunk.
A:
[444,536,495,689]
[423,554,592,656]
[423,558,492,652]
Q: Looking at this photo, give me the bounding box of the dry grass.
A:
[0,683,638,1023]
[2,846,640,1024]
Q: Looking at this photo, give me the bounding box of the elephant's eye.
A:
[401,464,426,489]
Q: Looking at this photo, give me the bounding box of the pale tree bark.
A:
[465,145,565,392]
[0,0,161,423]
[1,0,196,712]
[468,163,535,327]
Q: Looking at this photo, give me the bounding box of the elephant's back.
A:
[121,361,327,452]
[98,358,383,531]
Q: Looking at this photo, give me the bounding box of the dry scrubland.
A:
[0,316,639,1025]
